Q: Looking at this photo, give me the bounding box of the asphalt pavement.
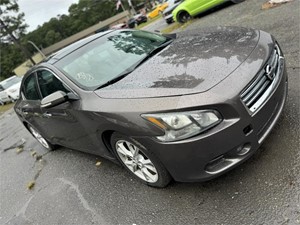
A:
[0,0,299,224]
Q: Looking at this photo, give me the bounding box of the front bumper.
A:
[135,46,288,182]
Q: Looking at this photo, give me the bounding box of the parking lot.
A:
[0,0,299,224]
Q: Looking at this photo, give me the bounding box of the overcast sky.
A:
[18,0,79,32]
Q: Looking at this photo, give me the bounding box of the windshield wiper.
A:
[96,39,173,90]
[95,69,134,90]
[133,39,173,69]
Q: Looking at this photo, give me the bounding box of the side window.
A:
[23,73,41,100]
[37,70,70,98]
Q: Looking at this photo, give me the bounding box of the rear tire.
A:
[178,11,191,23]
[110,132,171,188]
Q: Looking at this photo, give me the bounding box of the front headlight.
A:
[142,110,222,142]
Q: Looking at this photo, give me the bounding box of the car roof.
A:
[46,30,115,64]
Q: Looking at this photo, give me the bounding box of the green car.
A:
[173,0,244,23]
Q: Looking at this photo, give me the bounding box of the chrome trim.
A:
[249,57,284,112]
[241,43,284,113]
[205,158,240,175]
[240,70,265,99]
[258,80,287,144]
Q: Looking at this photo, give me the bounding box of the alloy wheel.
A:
[115,140,159,183]
[29,126,50,149]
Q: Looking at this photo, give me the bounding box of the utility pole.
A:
[28,40,46,59]
[128,0,136,15]
[0,18,35,65]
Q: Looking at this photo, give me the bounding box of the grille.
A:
[241,44,284,113]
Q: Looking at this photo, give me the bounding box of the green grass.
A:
[0,102,15,114]
[136,15,163,30]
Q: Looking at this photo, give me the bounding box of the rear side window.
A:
[37,70,69,98]
[23,73,40,100]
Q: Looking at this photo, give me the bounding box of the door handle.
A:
[22,109,30,115]
[43,112,52,118]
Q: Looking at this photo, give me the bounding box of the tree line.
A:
[0,0,144,81]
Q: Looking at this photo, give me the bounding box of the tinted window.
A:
[23,74,40,100]
[55,30,168,90]
[37,70,69,98]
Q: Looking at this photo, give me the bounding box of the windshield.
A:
[55,30,169,90]
[1,76,22,89]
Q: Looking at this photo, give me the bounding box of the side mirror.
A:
[41,91,67,108]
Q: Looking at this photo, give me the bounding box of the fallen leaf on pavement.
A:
[16,147,24,154]
[30,150,37,157]
[27,181,35,190]
[35,154,43,161]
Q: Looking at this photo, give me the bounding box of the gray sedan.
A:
[14,28,287,187]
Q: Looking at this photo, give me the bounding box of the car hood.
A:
[96,27,259,99]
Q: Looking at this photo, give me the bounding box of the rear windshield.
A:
[54,30,168,90]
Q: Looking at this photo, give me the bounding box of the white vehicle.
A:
[163,0,182,24]
[0,75,22,103]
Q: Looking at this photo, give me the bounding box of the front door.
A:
[36,69,94,152]
[17,72,43,130]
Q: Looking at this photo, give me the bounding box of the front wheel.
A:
[178,11,191,23]
[111,132,171,187]
[28,125,56,151]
